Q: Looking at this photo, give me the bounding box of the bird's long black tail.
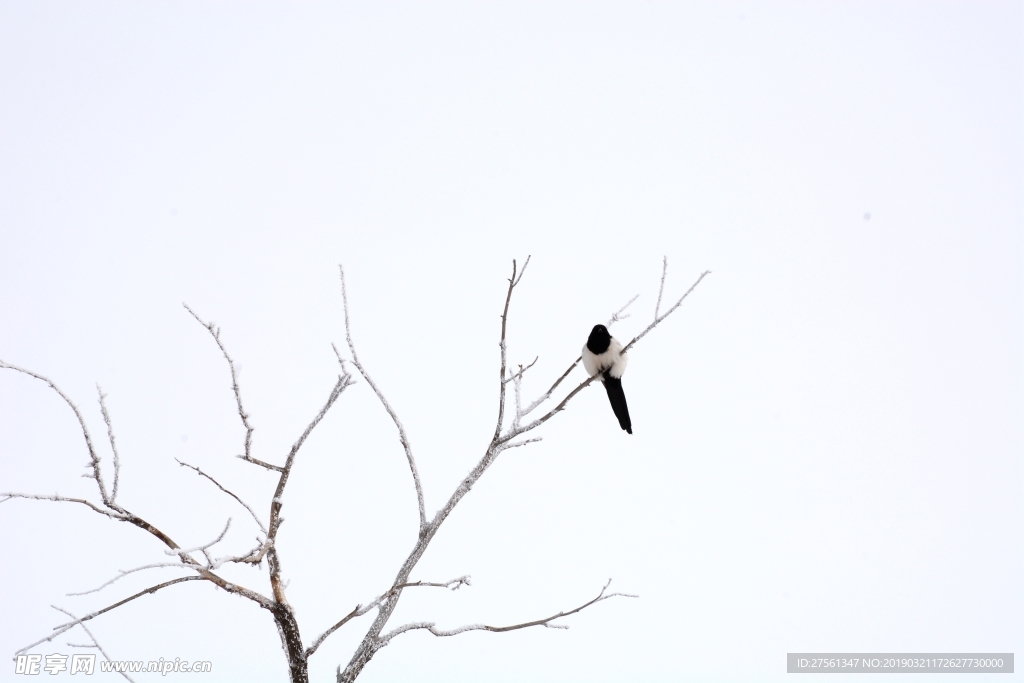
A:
[603,372,632,434]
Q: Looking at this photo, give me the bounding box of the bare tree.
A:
[2,259,709,682]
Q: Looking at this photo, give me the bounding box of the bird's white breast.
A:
[582,337,628,379]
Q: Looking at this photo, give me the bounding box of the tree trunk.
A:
[273,604,308,683]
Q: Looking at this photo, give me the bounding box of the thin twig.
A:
[67,563,196,597]
[176,458,267,535]
[182,304,257,469]
[165,518,231,558]
[0,492,125,519]
[621,269,711,354]
[305,576,471,658]
[16,577,203,657]
[53,607,136,683]
[518,357,581,419]
[503,356,539,384]
[378,579,637,646]
[96,386,121,504]
[608,293,640,327]
[0,361,112,506]
[266,373,353,603]
[653,256,668,320]
[492,258,529,441]
[339,265,427,532]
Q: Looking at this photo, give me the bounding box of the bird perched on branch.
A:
[582,324,632,434]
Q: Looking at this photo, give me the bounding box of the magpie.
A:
[582,324,632,434]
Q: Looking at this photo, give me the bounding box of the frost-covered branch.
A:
[503,356,538,385]
[54,607,136,683]
[0,492,126,519]
[183,304,261,471]
[165,518,232,559]
[518,357,580,419]
[96,386,121,504]
[306,576,471,659]
[339,265,427,533]
[0,358,275,618]
[500,437,543,450]
[607,293,640,327]
[622,264,711,354]
[266,372,353,603]
[15,577,204,657]
[492,257,530,444]
[0,361,114,507]
[67,562,197,597]
[654,256,668,320]
[378,579,636,647]
[176,459,267,535]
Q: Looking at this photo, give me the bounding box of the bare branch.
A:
[182,304,258,469]
[621,269,711,355]
[67,562,197,597]
[235,454,283,472]
[165,518,231,558]
[1,362,273,610]
[0,492,125,519]
[518,357,581,419]
[266,372,353,603]
[501,373,602,442]
[269,373,352,536]
[653,255,668,320]
[306,576,471,659]
[512,255,531,286]
[503,356,539,384]
[492,259,520,442]
[378,579,637,646]
[96,386,121,504]
[53,607,136,683]
[341,259,688,682]
[208,536,273,570]
[0,361,113,506]
[16,577,203,656]
[176,459,268,535]
[607,293,640,327]
[339,265,427,532]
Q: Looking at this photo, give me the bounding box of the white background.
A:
[1,2,1021,681]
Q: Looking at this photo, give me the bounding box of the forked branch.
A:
[306,576,472,659]
[623,265,711,354]
[339,265,427,532]
[0,361,113,507]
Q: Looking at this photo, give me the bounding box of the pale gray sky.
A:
[1,2,1021,681]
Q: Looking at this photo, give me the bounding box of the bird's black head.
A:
[586,324,612,354]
